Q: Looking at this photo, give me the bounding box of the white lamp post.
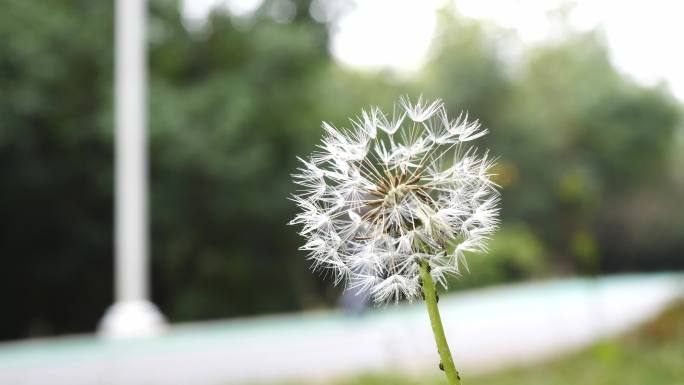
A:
[99,0,165,338]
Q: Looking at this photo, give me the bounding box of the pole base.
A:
[98,300,166,339]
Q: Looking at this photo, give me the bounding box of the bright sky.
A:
[183,0,684,101]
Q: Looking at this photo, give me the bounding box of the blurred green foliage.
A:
[448,223,547,291]
[0,0,682,339]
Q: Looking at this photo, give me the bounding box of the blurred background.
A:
[0,0,683,384]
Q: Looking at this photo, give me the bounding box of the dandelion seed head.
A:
[289,96,500,304]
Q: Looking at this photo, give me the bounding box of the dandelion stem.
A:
[420,260,461,385]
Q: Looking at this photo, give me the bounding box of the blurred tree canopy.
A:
[0,0,682,340]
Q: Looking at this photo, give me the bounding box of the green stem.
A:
[420,260,461,385]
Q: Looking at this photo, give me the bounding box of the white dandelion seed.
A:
[289,96,500,304]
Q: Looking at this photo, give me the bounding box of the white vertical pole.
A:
[116,0,147,304]
[99,0,165,338]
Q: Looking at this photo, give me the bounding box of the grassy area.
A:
[309,300,684,385]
